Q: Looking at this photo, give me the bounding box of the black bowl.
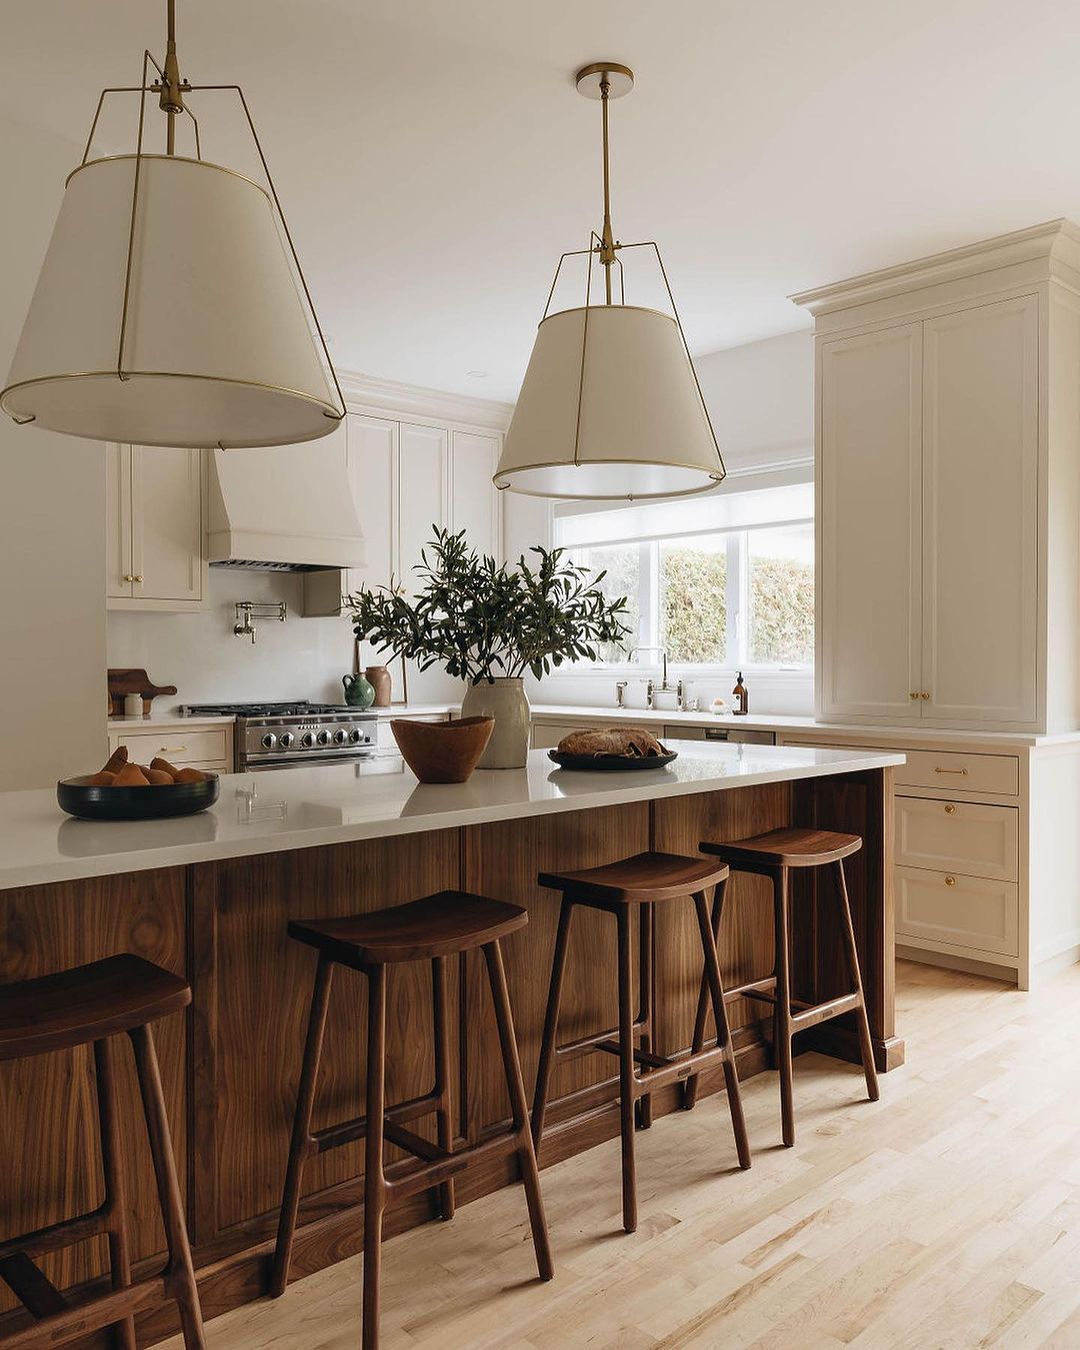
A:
[57,774,220,821]
[547,749,679,772]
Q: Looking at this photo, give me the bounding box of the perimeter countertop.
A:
[1,742,904,890]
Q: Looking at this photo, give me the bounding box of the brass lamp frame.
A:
[505,62,726,495]
[1,0,346,443]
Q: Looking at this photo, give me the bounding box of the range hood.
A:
[207,439,365,572]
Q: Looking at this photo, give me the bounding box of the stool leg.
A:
[773,867,796,1148]
[93,1037,136,1350]
[271,954,334,1297]
[431,955,455,1220]
[635,902,655,1130]
[128,1023,205,1350]
[530,896,575,1152]
[683,877,727,1112]
[362,965,388,1350]
[834,860,880,1103]
[616,904,638,1234]
[692,891,751,1171]
[482,940,554,1281]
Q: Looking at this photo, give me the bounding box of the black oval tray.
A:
[547,750,678,772]
[57,774,220,821]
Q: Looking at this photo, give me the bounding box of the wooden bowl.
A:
[391,716,494,784]
[57,774,220,821]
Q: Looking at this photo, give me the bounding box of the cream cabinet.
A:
[107,722,233,774]
[799,221,1080,735]
[106,444,207,610]
[306,408,505,616]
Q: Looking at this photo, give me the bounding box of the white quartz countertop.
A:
[1,742,904,890]
[107,713,237,730]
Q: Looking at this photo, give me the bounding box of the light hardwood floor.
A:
[166,959,1080,1348]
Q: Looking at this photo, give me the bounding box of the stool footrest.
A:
[635,1045,728,1095]
[726,976,778,1003]
[790,991,861,1031]
[385,1127,525,1203]
[308,1088,442,1156]
[0,1204,110,1263]
[0,1266,162,1350]
[555,1020,647,1060]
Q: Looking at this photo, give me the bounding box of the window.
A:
[555,481,814,671]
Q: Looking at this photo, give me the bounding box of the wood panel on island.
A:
[0,753,901,1346]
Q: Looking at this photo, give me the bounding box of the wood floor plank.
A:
[159,959,1080,1350]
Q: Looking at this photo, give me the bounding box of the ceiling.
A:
[5,0,1080,401]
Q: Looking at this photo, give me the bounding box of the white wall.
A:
[107,567,464,710]
[0,112,108,788]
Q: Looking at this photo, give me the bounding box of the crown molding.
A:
[790,218,1080,317]
[334,369,514,432]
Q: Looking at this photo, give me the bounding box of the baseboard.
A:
[896,944,1019,985]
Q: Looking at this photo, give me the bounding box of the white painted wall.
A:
[0,113,108,788]
[107,568,464,710]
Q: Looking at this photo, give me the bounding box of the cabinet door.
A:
[130,446,205,604]
[450,430,502,561]
[397,422,448,590]
[818,324,923,720]
[921,296,1038,726]
[344,413,397,594]
[105,443,134,598]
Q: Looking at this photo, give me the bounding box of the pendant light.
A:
[0,0,345,449]
[494,62,725,501]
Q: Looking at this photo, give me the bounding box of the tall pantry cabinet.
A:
[796,220,1080,735]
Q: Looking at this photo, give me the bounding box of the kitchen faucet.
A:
[628,646,671,690]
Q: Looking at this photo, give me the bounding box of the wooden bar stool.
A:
[685,828,880,1146]
[0,954,204,1349]
[271,890,553,1350]
[531,852,751,1235]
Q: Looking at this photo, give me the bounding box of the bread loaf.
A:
[557,727,669,758]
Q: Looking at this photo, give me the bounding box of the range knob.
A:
[349,728,364,744]
[300,731,316,749]
[333,728,349,745]
[261,732,277,750]
[317,729,332,746]
[279,732,295,749]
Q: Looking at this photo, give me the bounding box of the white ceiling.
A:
[5,0,1080,401]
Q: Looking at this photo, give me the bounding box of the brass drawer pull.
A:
[944,804,956,815]
[159,745,187,753]
[933,767,968,775]
[945,875,957,887]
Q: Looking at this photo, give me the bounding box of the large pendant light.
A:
[0,0,344,449]
[494,62,725,501]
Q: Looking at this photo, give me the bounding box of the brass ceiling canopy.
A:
[1,0,345,449]
[494,60,726,501]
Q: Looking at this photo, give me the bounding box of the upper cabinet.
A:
[309,409,505,615]
[106,445,207,610]
[800,221,1080,734]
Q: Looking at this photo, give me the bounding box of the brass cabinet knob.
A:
[134,575,144,583]
[909,692,919,700]
[944,803,956,815]
[945,875,957,886]
[920,691,931,699]
[123,573,135,583]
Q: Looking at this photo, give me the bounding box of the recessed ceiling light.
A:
[466,369,488,378]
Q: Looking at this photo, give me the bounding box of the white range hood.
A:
[207,435,365,572]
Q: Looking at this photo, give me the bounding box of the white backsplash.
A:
[106,567,463,711]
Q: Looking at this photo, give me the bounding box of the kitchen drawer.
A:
[895,749,1019,796]
[109,727,230,766]
[895,796,1018,882]
[896,865,1019,956]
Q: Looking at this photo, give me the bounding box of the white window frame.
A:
[558,501,814,680]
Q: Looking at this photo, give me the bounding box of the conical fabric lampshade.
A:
[494,303,724,500]
[1,154,342,448]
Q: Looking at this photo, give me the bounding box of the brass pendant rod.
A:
[158,0,190,156]
[599,77,615,304]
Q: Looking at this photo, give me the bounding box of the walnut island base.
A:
[0,744,903,1346]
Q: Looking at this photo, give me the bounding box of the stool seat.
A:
[538,851,729,904]
[700,827,862,870]
[288,892,527,967]
[0,954,191,1062]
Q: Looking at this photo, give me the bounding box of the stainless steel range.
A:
[181,701,377,772]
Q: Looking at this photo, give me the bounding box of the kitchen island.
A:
[0,742,903,1345]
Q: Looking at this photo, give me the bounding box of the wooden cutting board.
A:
[107,668,178,717]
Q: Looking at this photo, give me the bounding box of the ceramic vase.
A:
[460,677,530,769]
[364,665,392,708]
